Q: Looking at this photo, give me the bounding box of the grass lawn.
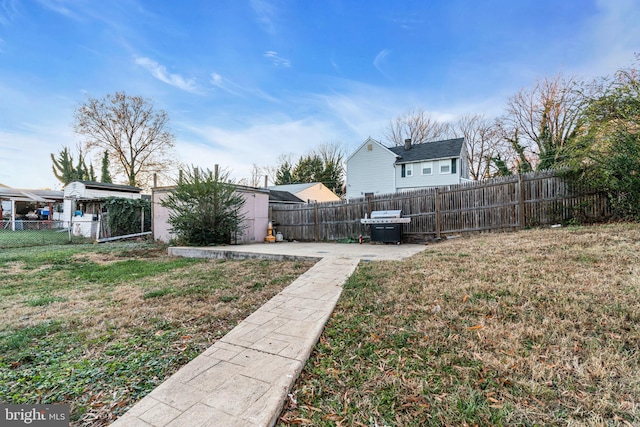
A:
[278,223,640,426]
[0,229,80,248]
[0,241,314,426]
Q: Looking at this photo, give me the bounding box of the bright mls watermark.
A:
[0,405,69,427]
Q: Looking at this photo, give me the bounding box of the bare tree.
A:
[385,108,451,146]
[503,74,587,170]
[238,164,266,188]
[450,114,506,180]
[73,91,177,188]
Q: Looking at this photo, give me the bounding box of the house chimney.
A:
[404,138,412,150]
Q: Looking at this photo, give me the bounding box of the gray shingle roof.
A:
[388,138,465,164]
[267,183,316,193]
[76,180,141,193]
[269,190,304,203]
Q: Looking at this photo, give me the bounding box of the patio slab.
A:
[110,242,427,426]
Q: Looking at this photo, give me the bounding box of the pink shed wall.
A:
[152,186,269,244]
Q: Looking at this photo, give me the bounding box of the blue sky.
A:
[1,0,639,189]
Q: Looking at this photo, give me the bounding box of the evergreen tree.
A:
[536,110,557,171]
[161,166,246,245]
[51,146,92,185]
[88,163,96,181]
[292,155,323,183]
[273,143,346,195]
[51,147,77,185]
[75,155,85,181]
[275,160,294,185]
[100,151,113,183]
[490,155,512,176]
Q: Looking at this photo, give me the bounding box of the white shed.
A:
[63,181,142,237]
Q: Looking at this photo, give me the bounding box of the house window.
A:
[401,164,413,178]
[421,162,433,175]
[451,158,457,174]
[367,144,373,151]
[440,161,450,174]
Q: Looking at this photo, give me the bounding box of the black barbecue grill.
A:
[360,210,410,244]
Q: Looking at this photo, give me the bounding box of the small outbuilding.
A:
[63,181,143,237]
[152,184,270,244]
[0,186,64,230]
[268,182,341,203]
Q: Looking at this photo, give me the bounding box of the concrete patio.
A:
[110,242,427,426]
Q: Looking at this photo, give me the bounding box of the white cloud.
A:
[134,56,200,93]
[209,72,280,103]
[176,115,345,183]
[250,0,277,34]
[573,0,640,78]
[210,72,245,97]
[0,0,20,26]
[373,49,392,79]
[0,125,76,190]
[34,0,81,20]
[264,51,291,67]
[373,49,390,70]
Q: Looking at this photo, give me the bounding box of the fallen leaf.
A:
[462,294,469,303]
[467,325,484,330]
[323,413,343,421]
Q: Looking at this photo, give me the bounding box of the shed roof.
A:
[389,138,465,164]
[0,187,64,202]
[268,190,304,203]
[268,183,318,194]
[74,180,141,193]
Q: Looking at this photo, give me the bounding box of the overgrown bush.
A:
[563,61,640,221]
[161,166,246,245]
[103,197,151,236]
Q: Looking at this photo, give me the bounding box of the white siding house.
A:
[346,137,470,200]
[345,137,397,200]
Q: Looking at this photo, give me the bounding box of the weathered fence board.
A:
[270,171,611,242]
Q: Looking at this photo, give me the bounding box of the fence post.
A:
[518,174,525,229]
[435,188,441,239]
[314,203,319,242]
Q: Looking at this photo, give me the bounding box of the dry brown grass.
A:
[279,223,640,426]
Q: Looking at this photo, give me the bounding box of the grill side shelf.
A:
[360,218,411,224]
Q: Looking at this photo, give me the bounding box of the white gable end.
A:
[346,138,397,200]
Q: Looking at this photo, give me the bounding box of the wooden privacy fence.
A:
[269,171,611,242]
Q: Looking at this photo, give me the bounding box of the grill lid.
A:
[361,210,410,224]
[370,210,402,219]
